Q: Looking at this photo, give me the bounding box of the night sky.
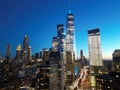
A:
[0,0,120,59]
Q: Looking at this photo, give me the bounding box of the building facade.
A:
[96,71,120,90]
[52,36,59,52]
[88,28,103,66]
[112,49,120,72]
[57,24,65,53]
[23,35,29,54]
[5,43,11,61]
[64,12,76,88]
[66,13,74,52]
[88,28,103,89]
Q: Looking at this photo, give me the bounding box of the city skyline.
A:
[0,0,120,59]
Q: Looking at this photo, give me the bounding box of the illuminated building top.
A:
[16,43,21,51]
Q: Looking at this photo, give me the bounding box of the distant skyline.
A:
[0,0,120,59]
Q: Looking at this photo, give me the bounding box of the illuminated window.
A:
[116,75,119,78]
[110,80,112,82]
[107,86,110,89]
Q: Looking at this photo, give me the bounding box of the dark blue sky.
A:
[0,0,120,59]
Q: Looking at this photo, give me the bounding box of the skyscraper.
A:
[13,43,22,64]
[5,43,11,60]
[28,46,32,61]
[42,48,49,62]
[66,12,75,63]
[23,35,29,53]
[112,49,120,72]
[88,28,103,89]
[22,35,31,63]
[66,13,74,52]
[65,12,76,87]
[52,36,59,52]
[57,24,65,52]
[52,24,65,53]
[88,28,103,66]
[80,50,83,60]
[16,43,21,59]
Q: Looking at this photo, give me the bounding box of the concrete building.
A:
[88,28,103,89]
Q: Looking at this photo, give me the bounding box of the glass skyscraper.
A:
[66,13,74,51]
[57,24,65,52]
[65,12,76,87]
[66,13,75,64]
[52,24,65,52]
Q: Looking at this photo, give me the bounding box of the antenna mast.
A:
[69,0,72,13]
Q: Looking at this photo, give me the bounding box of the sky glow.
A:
[0,0,120,60]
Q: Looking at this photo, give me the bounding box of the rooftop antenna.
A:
[69,0,72,14]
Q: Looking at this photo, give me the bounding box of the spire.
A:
[16,43,21,51]
[69,0,72,14]
[69,10,71,14]
[24,34,27,37]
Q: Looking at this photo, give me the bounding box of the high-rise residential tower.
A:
[88,28,103,89]
[88,28,103,66]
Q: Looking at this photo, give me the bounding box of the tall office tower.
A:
[57,24,66,66]
[66,12,75,64]
[65,12,76,87]
[57,24,65,52]
[66,13,74,51]
[49,51,64,90]
[5,43,11,60]
[22,35,29,62]
[88,28,103,89]
[23,35,29,54]
[28,46,32,62]
[16,43,21,59]
[13,43,22,65]
[80,50,83,59]
[42,48,49,62]
[112,49,120,72]
[52,36,59,52]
